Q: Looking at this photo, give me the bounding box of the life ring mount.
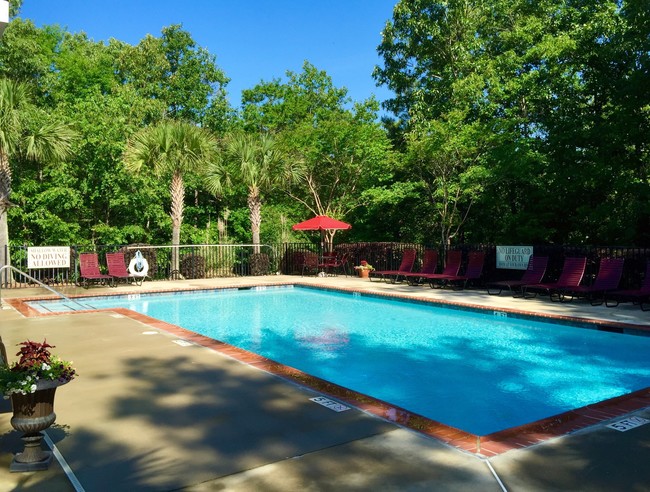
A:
[128,250,149,277]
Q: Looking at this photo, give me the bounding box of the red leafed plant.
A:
[13,340,56,371]
[0,339,76,397]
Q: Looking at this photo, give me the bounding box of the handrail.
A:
[0,264,88,310]
[123,244,275,249]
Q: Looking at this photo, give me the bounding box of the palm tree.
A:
[205,131,303,253]
[123,120,217,273]
[0,78,76,283]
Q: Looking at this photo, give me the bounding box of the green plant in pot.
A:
[0,340,76,472]
[354,260,374,277]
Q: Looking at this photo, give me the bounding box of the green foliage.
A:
[242,62,395,247]
[376,0,650,245]
[0,19,62,89]
[115,25,231,125]
[0,4,648,251]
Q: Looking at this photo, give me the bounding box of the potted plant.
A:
[0,340,76,472]
[354,260,374,278]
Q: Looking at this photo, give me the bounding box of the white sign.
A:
[496,245,533,270]
[310,396,350,412]
[607,416,649,432]
[27,246,70,269]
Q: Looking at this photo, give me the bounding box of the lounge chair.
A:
[416,250,462,288]
[434,251,485,290]
[605,260,650,311]
[522,257,587,300]
[557,257,624,304]
[369,248,417,283]
[486,256,549,297]
[403,249,439,285]
[77,252,113,288]
[106,252,142,286]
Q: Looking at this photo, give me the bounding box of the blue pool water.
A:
[31,286,650,435]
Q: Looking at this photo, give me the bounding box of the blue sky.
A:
[20,0,397,111]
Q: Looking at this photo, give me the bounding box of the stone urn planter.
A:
[0,339,77,472]
[10,380,65,471]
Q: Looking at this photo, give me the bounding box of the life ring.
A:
[128,251,149,277]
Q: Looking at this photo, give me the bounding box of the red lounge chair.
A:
[487,256,549,297]
[522,257,587,300]
[106,252,141,286]
[403,249,439,285]
[606,260,650,311]
[369,248,417,283]
[558,257,624,304]
[417,250,462,288]
[78,252,113,288]
[435,251,486,290]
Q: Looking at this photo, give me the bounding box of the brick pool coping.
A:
[6,281,650,457]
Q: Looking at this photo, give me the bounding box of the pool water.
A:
[31,286,650,435]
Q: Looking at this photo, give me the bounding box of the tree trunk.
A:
[248,189,261,254]
[0,151,12,285]
[324,229,336,252]
[170,170,184,273]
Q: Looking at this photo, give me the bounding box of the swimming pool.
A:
[29,285,650,436]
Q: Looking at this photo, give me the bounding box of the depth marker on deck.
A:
[173,339,194,347]
[607,416,649,432]
[310,396,351,412]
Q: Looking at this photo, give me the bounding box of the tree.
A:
[242,62,394,246]
[0,78,75,281]
[375,0,650,245]
[0,19,63,90]
[406,115,489,249]
[123,120,217,272]
[205,131,302,252]
[116,25,231,126]
[9,0,23,18]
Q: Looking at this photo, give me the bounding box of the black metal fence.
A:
[3,242,650,290]
[2,244,284,288]
[285,242,650,289]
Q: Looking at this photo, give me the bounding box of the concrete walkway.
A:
[1,275,649,491]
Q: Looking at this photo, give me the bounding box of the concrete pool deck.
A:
[0,274,649,491]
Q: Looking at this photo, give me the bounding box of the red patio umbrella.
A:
[292,215,351,252]
[292,215,352,231]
